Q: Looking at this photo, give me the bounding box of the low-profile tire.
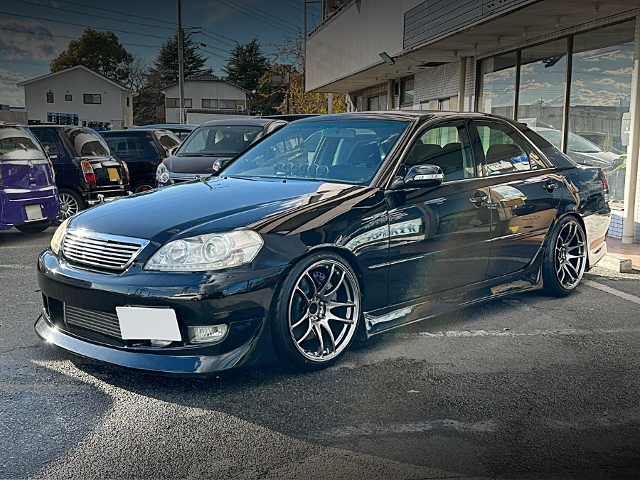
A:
[58,189,85,220]
[271,251,362,371]
[542,215,588,297]
[16,221,51,235]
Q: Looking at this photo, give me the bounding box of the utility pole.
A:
[177,0,185,125]
[303,0,307,74]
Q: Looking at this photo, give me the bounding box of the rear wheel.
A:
[271,252,361,370]
[16,222,51,235]
[58,189,85,220]
[542,216,587,296]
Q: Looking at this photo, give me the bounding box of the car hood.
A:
[68,176,361,245]
[569,150,620,168]
[164,155,232,174]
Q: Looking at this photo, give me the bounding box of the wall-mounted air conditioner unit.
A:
[237,105,245,113]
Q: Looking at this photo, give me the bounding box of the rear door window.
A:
[33,129,62,160]
[65,128,110,157]
[104,134,145,158]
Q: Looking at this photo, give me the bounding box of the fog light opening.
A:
[188,324,228,344]
[150,339,173,347]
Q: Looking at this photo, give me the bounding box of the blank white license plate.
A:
[24,204,44,220]
[116,306,181,341]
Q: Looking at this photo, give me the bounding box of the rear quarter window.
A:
[521,127,576,169]
[0,126,45,160]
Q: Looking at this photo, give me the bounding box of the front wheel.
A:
[58,189,85,221]
[271,252,362,370]
[542,216,588,296]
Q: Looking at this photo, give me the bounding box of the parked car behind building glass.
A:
[0,123,59,234]
[31,126,131,220]
[101,129,180,192]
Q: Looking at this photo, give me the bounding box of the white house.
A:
[161,74,250,123]
[17,65,133,129]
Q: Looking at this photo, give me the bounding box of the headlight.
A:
[156,162,170,185]
[50,218,69,254]
[144,230,263,271]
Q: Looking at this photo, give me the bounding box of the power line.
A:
[275,0,304,12]
[8,0,176,32]
[0,26,162,49]
[213,0,298,35]
[200,48,228,61]
[231,0,301,30]
[200,32,237,49]
[0,10,169,40]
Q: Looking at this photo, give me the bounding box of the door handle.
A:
[544,179,558,193]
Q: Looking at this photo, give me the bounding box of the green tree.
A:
[135,30,212,125]
[223,38,269,92]
[50,29,133,84]
[148,29,212,87]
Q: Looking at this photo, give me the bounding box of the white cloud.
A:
[0,68,30,88]
[0,18,57,61]
[519,80,554,91]
[603,66,632,76]
[572,87,630,106]
[594,77,615,86]
[520,64,536,76]
[572,80,586,87]
[0,88,25,107]
[583,67,600,72]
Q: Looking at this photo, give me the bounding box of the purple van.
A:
[0,123,59,234]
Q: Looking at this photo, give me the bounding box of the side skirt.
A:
[363,257,543,337]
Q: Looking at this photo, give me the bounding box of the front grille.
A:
[64,304,122,339]
[62,229,149,271]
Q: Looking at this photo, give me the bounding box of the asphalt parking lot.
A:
[1,226,639,479]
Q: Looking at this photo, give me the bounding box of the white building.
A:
[161,74,250,124]
[17,65,133,129]
[306,0,640,243]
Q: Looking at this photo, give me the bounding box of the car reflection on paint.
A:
[36,112,610,374]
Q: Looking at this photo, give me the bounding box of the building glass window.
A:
[202,99,218,108]
[183,98,192,108]
[400,76,414,106]
[220,99,236,109]
[64,94,72,102]
[517,39,567,131]
[569,21,634,203]
[478,52,517,117]
[126,96,130,107]
[83,94,102,104]
[367,93,388,111]
[166,98,178,108]
[46,91,54,103]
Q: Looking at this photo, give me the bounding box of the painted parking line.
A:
[0,264,31,270]
[410,327,640,338]
[582,279,640,306]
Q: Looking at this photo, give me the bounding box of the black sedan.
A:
[155,117,289,187]
[36,112,611,374]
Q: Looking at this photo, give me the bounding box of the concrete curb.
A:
[598,253,635,274]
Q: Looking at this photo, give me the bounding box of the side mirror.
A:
[212,158,232,174]
[401,165,444,188]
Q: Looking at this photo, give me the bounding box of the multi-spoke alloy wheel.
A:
[287,260,360,362]
[543,217,587,296]
[58,191,81,220]
[554,221,587,289]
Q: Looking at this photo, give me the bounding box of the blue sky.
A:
[0,0,319,107]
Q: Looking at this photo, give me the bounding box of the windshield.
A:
[0,126,45,160]
[537,129,603,153]
[177,125,264,157]
[222,120,410,185]
[65,128,110,157]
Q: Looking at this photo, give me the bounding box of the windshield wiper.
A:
[199,175,213,190]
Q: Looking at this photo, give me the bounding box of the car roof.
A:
[29,125,84,129]
[130,124,197,130]
[263,114,318,122]
[101,129,172,135]
[291,110,521,124]
[200,117,274,127]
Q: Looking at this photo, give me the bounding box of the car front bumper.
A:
[36,250,285,374]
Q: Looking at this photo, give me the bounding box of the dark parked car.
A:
[129,124,197,141]
[31,126,131,220]
[0,122,59,234]
[156,118,289,187]
[101,129,181,192]
[36,111,610,375]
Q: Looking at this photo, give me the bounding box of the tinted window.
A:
[475,122,535,175]
[403,123,475,181]
[104,134,145,157]
[223,120,409,185]
[177,125,264,157]
[0,126,45,160]
[154,131,180,152]
[65,128,109,157]
[32,129,61,157]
